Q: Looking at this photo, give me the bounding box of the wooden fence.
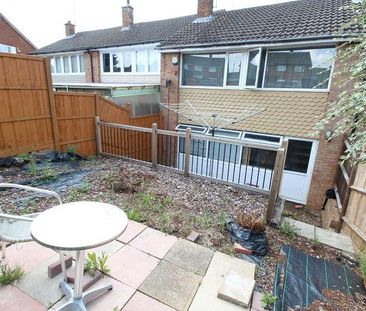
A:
[0,52,161,157]
[341,163,366,253]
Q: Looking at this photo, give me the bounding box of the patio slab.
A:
[87,239,124,258]
[5,242,56,273]
[164,238,214,276]
[52,276,135,311]
[0,285,47,311]
[189,252,256,311]
[15,255,65,307]
[118,220,147,244]
[129,227,177,259]
[122,291,175,311]
[108,244,160,289]
[139,260,202,311]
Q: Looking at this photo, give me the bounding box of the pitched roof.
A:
[0,13,37,50]
[160,0,357,49]
[34,15,196,55]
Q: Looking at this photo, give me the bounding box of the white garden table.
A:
[31,201,128,311]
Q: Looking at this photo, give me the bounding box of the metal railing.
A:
[96,118,286,199]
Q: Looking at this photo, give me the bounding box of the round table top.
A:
[31,201,128,251]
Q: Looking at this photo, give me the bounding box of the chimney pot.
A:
[122,1,134,29]
[197,0,213,17]
[65,21,75,37]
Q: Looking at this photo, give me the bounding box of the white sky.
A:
[0,0,295,48]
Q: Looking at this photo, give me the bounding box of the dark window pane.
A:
[264,48,335,89]
[123,52,132,72]
[246,50,260,86]
[242,147,276,169]
[179,138,206,157]
[113,53,121,72]
[182,54,225,87]
[226,53,242,86]
[284,140,312,173]
[244,133,280,143]
[103,53,110,72]
[208,142,240,163]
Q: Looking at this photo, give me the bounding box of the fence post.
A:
[44,58,60,151]
[265,140,288,224]
[184,128,192,177]
[95,117,102,155]
[151,123,158,168]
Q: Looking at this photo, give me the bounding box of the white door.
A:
[279,138,318,204]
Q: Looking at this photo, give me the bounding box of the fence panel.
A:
[0,53,54,157]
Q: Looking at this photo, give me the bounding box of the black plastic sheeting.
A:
[272,245,366,310]
[226,217,268,256]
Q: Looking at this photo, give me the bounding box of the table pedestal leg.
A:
[56,250,113,311]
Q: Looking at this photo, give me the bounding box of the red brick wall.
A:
[306,45,349,209]
[84,51,100,83]
[0,16,35,54]
[160,53,180,130]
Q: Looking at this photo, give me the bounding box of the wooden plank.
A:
[44,58,60,151]
[350,185,366,195]
[95,117,102,155]
[184,128,191,177]
[340,163,350,186]
[342,216,366,244]
[0,116,50,123]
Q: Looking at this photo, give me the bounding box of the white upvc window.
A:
[51,54,84,74]
[0,43,16,54]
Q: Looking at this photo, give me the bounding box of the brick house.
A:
[34,0,357,208]
[0,13,36,54]
[158,0,357,209]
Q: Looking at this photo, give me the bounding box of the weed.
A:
[359,250,366,279]
[38,162,59,183]
[158,211,171,233]
[141,193,155,209]
[66,145,77,155]
[217,210,227,232]
[219,243,234,256]
[163,196,173,206]
[0,263,24,285]
[26,157,38,176]
[310,237,320,245]
[261,292,277,309]
[127,208,144,222]
[84,252,110,276]
[77,182,89,193]
[199,211,214,229]
[16,153,32,162]
[278,221,298,239]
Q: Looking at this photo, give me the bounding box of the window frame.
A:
[51,54,85,75]
[223,51,245,89]
[244,48,262,89]
[261,47,335,92]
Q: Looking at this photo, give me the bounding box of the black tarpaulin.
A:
[272,245,365,310]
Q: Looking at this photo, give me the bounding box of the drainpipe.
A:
[87,49,94,83]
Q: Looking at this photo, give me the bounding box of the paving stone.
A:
[164,238,213,276]
[5,242,57,273]
[122,291,175,311]
[186,231,200,243]
[139,260,202,311]
[130,227,177,259]
[0,285,47,311]
[217,271,255,308]
[282,217,315,239]
[118,220,147,244]
[251,291,265,311]
[315,226,355,254]
[189,252,256,311]
[15,255,66,307]
[108,245,160,289]
[52,276,135,311]
[86,239,124,258]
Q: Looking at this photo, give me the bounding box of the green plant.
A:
[16,153,32,162]
[158,211,171,233]
[163,196,173,206]
[84,252,110,276]
[66,145,77,155]
[359,250,366,279]
[310,237,320,245]
[217,210,227,232]
[39,162,59,182]
[0,263,24,285]
[127,208,144,222]
[141,193,155,209]
[27,157,38,176]
[261,292,277,309]
[278,221,298,239]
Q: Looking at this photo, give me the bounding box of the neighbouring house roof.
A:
[33,15,196,55]
[0,13,37,50]
[179,88,329,138]
[160,0,357,49]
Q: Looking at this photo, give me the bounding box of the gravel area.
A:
[0,155,363,295]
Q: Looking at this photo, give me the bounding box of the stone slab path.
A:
[283,217,355,254]
[2,220,257,311]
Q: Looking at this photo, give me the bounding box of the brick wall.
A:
[160,53,180,130]
[84,51,100,83]
[0,15,35,54]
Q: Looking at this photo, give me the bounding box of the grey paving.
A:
[283,217,355,254]
[164,239,214,276]
[139,260,202,311]
[15,255,65,307]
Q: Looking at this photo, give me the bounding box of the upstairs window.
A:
[226,53,242,86]
[263,48,335,89]
[182,54,226,87]
[245,49,260,87]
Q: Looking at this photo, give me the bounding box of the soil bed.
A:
[0,156,361,293]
